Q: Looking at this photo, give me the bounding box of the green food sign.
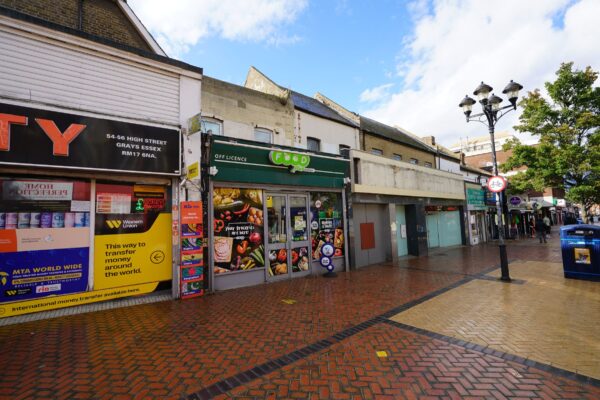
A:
[268,150,310,173]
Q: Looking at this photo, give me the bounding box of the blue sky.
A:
[183,1,412,113]
[130,0,600,146]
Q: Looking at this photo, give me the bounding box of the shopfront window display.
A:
[0,177,91,304]
[310,193,344,259]
[213,188,264,274]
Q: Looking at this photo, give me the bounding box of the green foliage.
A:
[502,63,600,217]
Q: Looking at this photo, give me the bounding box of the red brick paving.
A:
[0,236,595,399]
[226,323,600,399]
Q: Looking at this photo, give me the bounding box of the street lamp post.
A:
[459,80,523,282]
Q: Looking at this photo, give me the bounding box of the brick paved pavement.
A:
[0,235,598,399]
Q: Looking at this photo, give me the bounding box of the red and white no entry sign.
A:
[487,175,507,192]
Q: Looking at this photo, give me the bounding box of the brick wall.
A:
[0,0,153,52]
[363,134,435,166]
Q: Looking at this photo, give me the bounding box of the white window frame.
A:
[201,117,223,136]
[254,128,273,144]
[371,148,383,156]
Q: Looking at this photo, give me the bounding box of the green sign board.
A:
[268,150,310,173]
[210,138,348,188]
[466,187,486,210]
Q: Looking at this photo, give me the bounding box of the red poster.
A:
[180,201,204,299]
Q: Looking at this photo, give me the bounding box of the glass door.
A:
[289,195,311,277]
[265,193,311,280]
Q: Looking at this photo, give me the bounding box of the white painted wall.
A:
[295,111,359,154]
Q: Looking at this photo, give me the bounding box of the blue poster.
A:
[0,247,89,303]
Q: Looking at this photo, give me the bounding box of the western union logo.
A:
[106,220,122,229]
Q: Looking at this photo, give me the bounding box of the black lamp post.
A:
[459,80,523,282]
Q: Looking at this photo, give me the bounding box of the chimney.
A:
[423,136,436,146]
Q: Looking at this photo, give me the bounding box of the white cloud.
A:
[362,0,600,147]
[360,83,395,103]
[129,0,308,57]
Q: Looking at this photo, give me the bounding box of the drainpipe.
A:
[78,0,84,30]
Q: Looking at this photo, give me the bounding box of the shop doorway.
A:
[427,210,462,248]
[265,193,311,280]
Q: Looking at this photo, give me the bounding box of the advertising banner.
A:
[0,282,160,318]
[94,213,172,290]
[180,201,204,299]
[213,188,265,274]
[0,102,180,175]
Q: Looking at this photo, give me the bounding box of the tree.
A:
[502,62,600,222]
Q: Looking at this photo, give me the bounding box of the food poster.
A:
[0,178,91,310]
[213,188,264,274]
[180,201,204,298]
[310,193,344,259]
[94,183,172,290]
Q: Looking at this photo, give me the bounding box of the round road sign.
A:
[487,176,507,193]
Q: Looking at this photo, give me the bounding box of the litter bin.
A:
[560,225,600,281]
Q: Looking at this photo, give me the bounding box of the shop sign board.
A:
[0,102,180,175]
[210,138,348,188]
[268,150,311,173]
[509,196,522,206]
[466,187,486,210]
[487,176,507,193]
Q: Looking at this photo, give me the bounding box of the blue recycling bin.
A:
[560,225,600,281]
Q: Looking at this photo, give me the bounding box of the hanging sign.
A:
[487,176,507,193]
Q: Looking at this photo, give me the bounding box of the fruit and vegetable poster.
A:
[180,201,204,298]
[213,188,265,274]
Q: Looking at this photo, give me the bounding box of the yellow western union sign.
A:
[106,220,122,229]
[94,213,172,290]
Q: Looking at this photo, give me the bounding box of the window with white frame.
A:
[409,158,418,165]
[424,162,432,168]
[307,137,321,152]
[392,153,402,161]
[254,128,272,144]
[371,148,383,156]
[201,118,223,136]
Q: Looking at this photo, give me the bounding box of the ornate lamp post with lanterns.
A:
[459,80,523,282]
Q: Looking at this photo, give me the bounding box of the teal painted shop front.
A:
[395,205,408,257]
[426,207,462,248]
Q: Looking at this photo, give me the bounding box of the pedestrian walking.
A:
[535,216,547,243]
[543,215,551,236]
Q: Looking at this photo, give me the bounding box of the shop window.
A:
[393,153,402,161]
[371,148,383,156]
[311,193,344,259]
[307,137,320,152]
[201,118,223,136]
[254,128,272,144]
[0,177,92,304]
[424,162,432,168]
[213,188,264,274]
[410,158,418,165]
